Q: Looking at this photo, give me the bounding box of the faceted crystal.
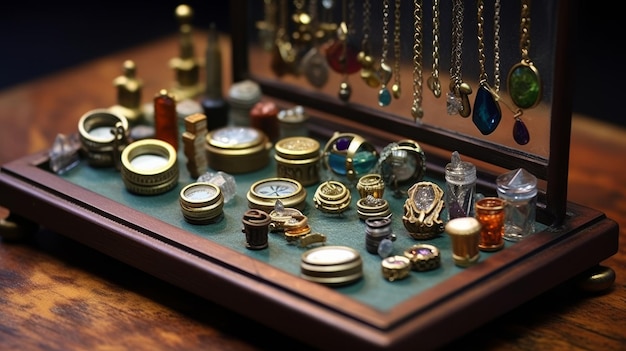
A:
[513,118,530,145]
[472,85,502,135]
[508,63,541,109]
[49,133,81,174]
[446,91,461,115]
[197,171,237,203]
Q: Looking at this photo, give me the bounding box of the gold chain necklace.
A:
[411,0,424,121]
[507,0,541,110]
[426,0,441,99]
[377,0,393,107]
[446,0,471,117]
[391,0,402,100]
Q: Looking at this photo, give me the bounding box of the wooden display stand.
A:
[0,1,619,350]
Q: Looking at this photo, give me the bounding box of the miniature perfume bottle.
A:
[496,168,537,242]
[444,151,476,221]
[154,89,179,150]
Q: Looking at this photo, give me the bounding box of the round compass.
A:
[246,177,307,213]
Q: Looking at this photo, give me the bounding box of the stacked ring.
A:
[179,182,224,224]
[121,139,179,195]
[78,108,130,167]
[313,180,351,214]
[356,173,385,199]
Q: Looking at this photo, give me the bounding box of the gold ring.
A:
[121,139,179,195]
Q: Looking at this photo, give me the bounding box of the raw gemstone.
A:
[513,118,530,145]
[378,87,392,106]
[49,133,81,174]
[197,171,237,203]
[448,201,466,218]
[508,63,541,109]
[325,40,362,74]
[472,85,502,135]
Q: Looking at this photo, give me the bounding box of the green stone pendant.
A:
[507,61,541,109]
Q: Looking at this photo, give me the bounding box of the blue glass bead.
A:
[378,87,392,107]
[353,150,378,174]
[513,118,530,145]
[328,153,348,175]
[472,85,501,135]
[378,238,394,258]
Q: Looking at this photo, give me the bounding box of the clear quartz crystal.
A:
[197,171,237,203]
[49,133,81,174]
[274,199,285,215]
[444,151,476,221]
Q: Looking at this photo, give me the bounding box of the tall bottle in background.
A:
[201,23,229,130]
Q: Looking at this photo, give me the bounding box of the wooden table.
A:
[0,33,624,351]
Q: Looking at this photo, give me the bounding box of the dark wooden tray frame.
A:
[0,1,620,350]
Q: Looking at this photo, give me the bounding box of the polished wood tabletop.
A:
[0,33,624,350]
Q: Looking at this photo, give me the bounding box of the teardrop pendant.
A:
[378,87,392,106]
[472,85,501,135]
[513,117,530,145]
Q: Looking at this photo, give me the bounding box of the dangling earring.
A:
[447,0,472,117]
[472,0,502,135]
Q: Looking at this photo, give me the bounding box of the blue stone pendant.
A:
[472,85,501,135]
[513,117,530,145]
[378,87,392,107]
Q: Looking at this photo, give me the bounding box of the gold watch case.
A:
[205,126,272,173]
[274,136,321,186]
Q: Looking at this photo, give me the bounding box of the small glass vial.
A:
[444,151,476,221]
[496,168,538,242]
[475,197,505,251]
[278,105,309,139]
[154,89,179,150]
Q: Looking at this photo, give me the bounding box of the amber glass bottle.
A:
[154,89,178,150]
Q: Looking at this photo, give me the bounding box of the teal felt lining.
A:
[61,140,545,312]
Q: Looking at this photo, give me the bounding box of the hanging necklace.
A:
[411,0,424,121]
[378,0,394,107]
[270,0,297,77]
[446,0,471,117]
[358,0,381,88]
[391,0,402,100]
[472,0,502,135]
[507,0,541,109]
[300,0,331,88]
[426,0,441,99]
[336,0,356,102]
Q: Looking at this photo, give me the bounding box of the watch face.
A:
[209,126,261,148]
[302,246,360,266]
[183,183,218,201]
[254,179,299,198]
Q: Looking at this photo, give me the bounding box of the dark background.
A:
[1,1,623,127]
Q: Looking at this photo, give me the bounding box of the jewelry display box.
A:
[0,1,619,350]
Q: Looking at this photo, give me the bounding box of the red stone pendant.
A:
[325,40,362,75]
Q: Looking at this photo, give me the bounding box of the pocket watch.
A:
[246,177,307,213]
[205,126,272,173]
